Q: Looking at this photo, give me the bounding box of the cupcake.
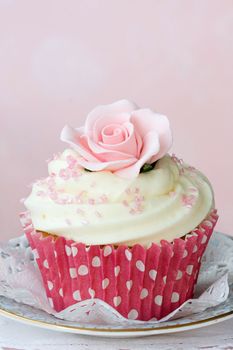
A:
[22,100,218,321]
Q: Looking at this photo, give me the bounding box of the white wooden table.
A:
[0,315,233,350]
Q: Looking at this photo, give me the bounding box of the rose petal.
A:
[93,114,130,143]
[85,99,138,141]
[86,122,138,157]
[60,125,99,162]
[99,122,138,155]
[61,125,137,166]
[115,131,160,178]
[77,156,137,172]
[86,136,135,161]
[131,109,172,161]
[134,129,143,158]
[101,124,126,144]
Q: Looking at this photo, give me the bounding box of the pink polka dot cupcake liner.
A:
[21,209,218,321]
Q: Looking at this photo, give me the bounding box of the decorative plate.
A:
[0,232,232,338]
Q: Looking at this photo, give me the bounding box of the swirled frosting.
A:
[24,149,214,246]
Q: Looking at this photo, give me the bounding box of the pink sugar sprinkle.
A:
[135,195,143,203]
[66,155,77,169]
[129,208,136,215]
[171,153,178,163]
[72,170,83,178]
[125,188,131,195]
[134,187,140,194]
[187,166,196,172]
[53,153,60,160]
[135,206,143,213]
[53,198,63,204]
[179,167,185,175]
[49,192,58,200]
[181,194,196,208]
[75,191,87,203]
[47,177,55,187]
[123,200,129,207]
[88,198,95,205]
[59,168,72,180]
[75,196,83,204]
[99,194,108,203]
[171,153,183,164]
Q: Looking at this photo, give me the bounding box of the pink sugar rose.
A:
[60,100,172,178]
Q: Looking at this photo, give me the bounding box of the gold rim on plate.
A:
[0,305,232,334]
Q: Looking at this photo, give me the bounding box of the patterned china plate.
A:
[0,232,232,338]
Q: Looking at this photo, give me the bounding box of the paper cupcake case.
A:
[21,209,218,321]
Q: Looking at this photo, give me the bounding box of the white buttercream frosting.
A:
[24,149,214,246]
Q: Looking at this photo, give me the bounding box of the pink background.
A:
[0,0,232,240]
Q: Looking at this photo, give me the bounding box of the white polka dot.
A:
[73,290,81,301]
[88,288,95,298]
[136,260,145,272]
[72,246,78,257]
[114,266,120,277]
[203,220,213,227]
[43,259,49,269]
[78,265,88,276]
[202,235,207,244]
[183,249,188,258]
[171,292,180,303]
[140,288,148,299]
[186,265,193,275]
[54,251,57,258]
[128,309,138,320]
[102,278,109,289]
[32,249,39,259]
[176,270,183,280]
[47,281,53,291]
[154,295,163,306]
[193,245,198,253]
[113,296,121,307]
[69,268,77,278]
[48,298,54,308]
[59,288,63,297]
[149,269,157,281]
[125,249,132,261]
[103,246,112,257]
[126,280,133,291]
[65,245,71,256]
[92,256,101,267]
[163,276,167,284]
